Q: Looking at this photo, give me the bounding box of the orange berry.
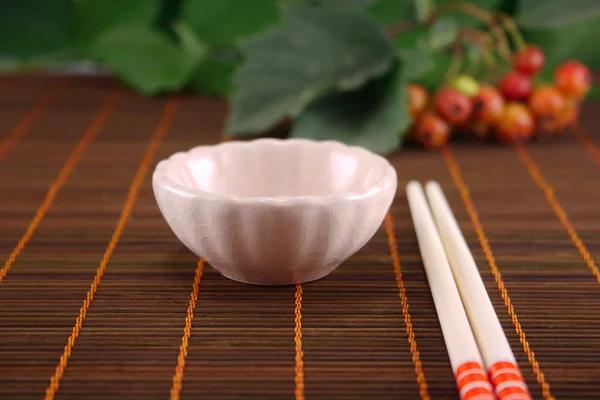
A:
[413,111,451,149]
[528,85,566,133]
[407,84,429,118]
[494,102,535,143]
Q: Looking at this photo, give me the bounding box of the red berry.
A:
[472,85,505,123]
[495,102,535,143]
[407,84,429,118]
[434,88,473,124]
[528,85,565,118]
[499,72,533,101]
[513,45,545,76]
[554,60,591,99]
[414,111,451,149]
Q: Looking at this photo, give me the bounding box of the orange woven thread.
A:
[44,98,180,400]
[384,213,431,400]
[294,283,305,400]
[171,134,233,398]
[515,142,600,283]
[170,259,205,400]
[0,90,120,286]
[0,84,60,160]
[572,124,600,166]
[442,146,554,400]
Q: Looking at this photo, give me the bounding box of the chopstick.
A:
[406,181,495,400]
[424,181,532,400]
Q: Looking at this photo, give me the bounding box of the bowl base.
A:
[218,268,334,286]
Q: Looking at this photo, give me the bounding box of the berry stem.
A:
[386,20,420,38]
[461,27,492,46]
[497,12,527,51]
[460,28,498,83]
[443,43,464,84]
[465,47,481,77]
[481,47,498,83]
[436,1,512,62]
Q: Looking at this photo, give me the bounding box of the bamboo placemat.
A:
[1,76,599,400]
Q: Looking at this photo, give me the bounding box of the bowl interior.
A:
[161,141,389,197]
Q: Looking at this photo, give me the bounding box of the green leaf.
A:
[414,50,453,90]
[429,17,459,50]
[435,0,501,28]
[191,50,241,98]
[397,47,434,81]
[90,26,194,95]
[0,0,72,57]
[295,0,378,9]
[366,0,413,25]
[291,66,409,154]
[393,26,435,82]
[414,0,435,23]
[74,0,160,44]
[226,7,396,135]
[172,20,208,69]
[155,0,183,34]
[181,0,280,47]
[282,0,412,25]
[516,0,600,28]
[393,25,431,50]
[498,0,518,14]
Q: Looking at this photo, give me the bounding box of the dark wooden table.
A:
[1,75,599,400]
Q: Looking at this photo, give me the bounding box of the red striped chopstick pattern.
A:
[489,361,530,400]
[455,361,494,400]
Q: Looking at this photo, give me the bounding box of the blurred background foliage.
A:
[1,0,598,152]
[1,0,599,97]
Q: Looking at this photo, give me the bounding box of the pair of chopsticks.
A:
[406,181,531,400]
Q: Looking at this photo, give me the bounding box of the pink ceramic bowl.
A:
[152,138,397,285]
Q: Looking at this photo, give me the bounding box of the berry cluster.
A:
[408,46,592,149]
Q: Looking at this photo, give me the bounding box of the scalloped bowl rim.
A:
[152,138,397,204]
